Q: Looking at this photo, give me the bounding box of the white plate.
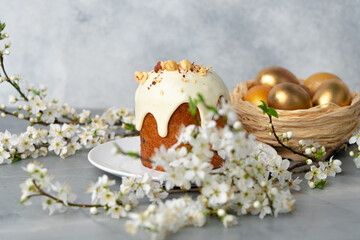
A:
[88,136,277,180]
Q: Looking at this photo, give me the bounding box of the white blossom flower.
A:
[9,95,17,104]
[107,204,127,219]
[48,138,66,155]
[0,146,11,164]
[79,110,91,123]
[99,189,116,206]
[29,95,46,114]
[349,131,360,146]
[41,197,66,215]
[222,214,238,228]
[51,182,77,206]
[202,176,231,207]
[16,133,35,153]
[354,157,360,168]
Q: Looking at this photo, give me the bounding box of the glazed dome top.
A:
[135,60,230,137]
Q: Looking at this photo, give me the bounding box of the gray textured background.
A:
[0,0,359,108]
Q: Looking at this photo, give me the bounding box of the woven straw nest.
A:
[230,80,360,161]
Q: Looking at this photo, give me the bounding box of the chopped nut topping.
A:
[134,71,148,84]
[164,60,178,71]
[178,59,192,71]
[154,61,163,73]
[147,60,212,79]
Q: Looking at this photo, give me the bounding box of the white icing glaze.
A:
[135,69,230,137]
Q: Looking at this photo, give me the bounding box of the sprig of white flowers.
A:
[0,21,138,164]
[349,131,360,168]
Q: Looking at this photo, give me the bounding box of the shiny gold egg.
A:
[268,83,312,110]
[243,85,272,105]
[298,84,312,97]
[304,72,341,96]
[256,66,299,87]
[312,79,351,107]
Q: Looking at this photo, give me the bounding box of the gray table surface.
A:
[1,115,360,240]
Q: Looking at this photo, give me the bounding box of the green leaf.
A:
[188,97,197,116]
[257,100,268,114]
[206,105,218,114]
[12,155,21,163]
[267,107,279,118]
[126,152,141,158]
[315,148,325,160]
[315,180,327,189]
[13,81,19,89]
[197,93,205,103]
[123,122,135,131]
[32,90,40,96]
[0,22,5,31]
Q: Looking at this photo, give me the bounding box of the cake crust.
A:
[140,103,224,171]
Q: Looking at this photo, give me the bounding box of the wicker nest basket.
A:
[230,80,360,161]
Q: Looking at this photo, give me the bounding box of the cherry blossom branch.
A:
[0,54,29,101]
[267,114,318,163]
[31,179,103,208]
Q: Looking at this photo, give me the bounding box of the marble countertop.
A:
[1,117,360,240]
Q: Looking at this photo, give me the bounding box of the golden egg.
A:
[312,79,351,107]
[268,83,312,110]
[298,84,312,97]
[243,85,272,105]
[304,72,341,96]
[256,66,299,87]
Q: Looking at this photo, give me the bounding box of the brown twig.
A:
[0,54,29,101]
[167,188,200,194]
[32,179,103,208]
[267,114,318,163]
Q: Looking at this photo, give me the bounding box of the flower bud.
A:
[311,147,317,153]
[308,181,315,189]
[306,159,313,165]
[270,187,278,195]
[4,41,11,48]
[217,209,225,217]
[260,180,267,187]
[124,204,131,211]
[305,148,312,155]
[9,95,17,104]
[233,121,241,130]
[287,131,293,139]
[0,104,5,109]
[18,113,25,119]
[253,200,261,209]
[40,84,47,91]
[0,113,5,118]
[349,151,354,157]
[90,207,98,215]
[299,140,304,146]
[3,33,9,38]
[3,49,10,55]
